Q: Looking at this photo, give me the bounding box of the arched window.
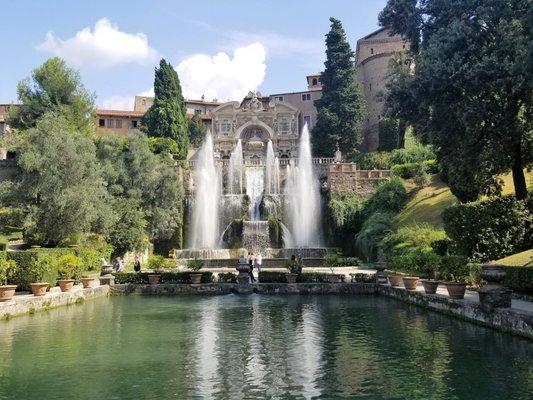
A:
[312,78,318,86]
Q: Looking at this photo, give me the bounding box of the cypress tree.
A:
[141,59,189,160]
[312,18,366,158]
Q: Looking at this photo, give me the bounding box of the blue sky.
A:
[0,0,388,109]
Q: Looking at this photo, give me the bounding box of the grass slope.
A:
[494,249,533,266]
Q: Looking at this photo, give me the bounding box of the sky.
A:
[0,0,388,110]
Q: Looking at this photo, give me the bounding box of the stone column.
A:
[478,264,512,312]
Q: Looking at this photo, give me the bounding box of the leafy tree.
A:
[108,198,147,257]
[312,18,366,158]
[379,0,532,201]
[188,113,207,147]
[378,0,422,53]
[8,57,95,135]
[10,114,112,245]
[141,59,189,160]
[378,117,400,151]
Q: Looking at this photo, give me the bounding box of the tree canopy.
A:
[8,57,95,135]
[312,18,366,158]
[188,113,207,148]
[380,0,532,201]
[141,59,189,160]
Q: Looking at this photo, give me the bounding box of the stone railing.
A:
[188,157,336,169]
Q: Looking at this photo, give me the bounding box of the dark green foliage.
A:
[114,271,213,284]
[8,57,95,135]
[439,255,471,283]
[222,219,243,248]
[188,114,207,148]
[502,266,533,295]
[364,177,408,215]
[268,215,282,248]
[257,271,346,283]
[217,272,237,283]
[358,143,435,171]
[443,196,531,262]
[312,18,365,158]
[148,137,180,157]
[108,198,146,257]
[380,0,532,201]
[325,195,365,252]
[356,212,396,262]
[431,238,453,257]
[378,118,400,151]
[391,160,437,180]
[141,59,189,160]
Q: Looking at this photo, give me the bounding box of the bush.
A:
[443,196,531,262]
[76,246,113,271]
[54,254,83,280]
[439,255,472,283]
[186,258,204,272]
[355,212,395,262]
[285,259,299,274]
[258,271,287,283]
[217,272,237,283]
[146,254,172,271]
[364,177,408,215]
[257,271,346,283]
[382,225,446,258]
[503,266,533,295]
[114,272,214,284]
[378,117,399,151]
[0,252,16,285]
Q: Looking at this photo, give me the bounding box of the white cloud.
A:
[37,18,157,69]
[176,42,266,101]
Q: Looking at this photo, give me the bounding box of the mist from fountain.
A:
[190,132,220,249]
[228,140,243,195]
[284,124,322,247]
[265,141,280,194]
[246,167,264,220]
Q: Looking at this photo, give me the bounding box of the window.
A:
[142,99,146,105]
[194,109,202,115]
[302,93,311,101]
[278,117,290,134]
[274,96,283,101]
[131,120,138,128]
[99,119,105,127]
[370,48,374,55]
[106,119,113,128]
[369,83,372,91]
[312,78,318,86]
[303,115,311,127]
[115,119,122,129]
[219,118,232,133]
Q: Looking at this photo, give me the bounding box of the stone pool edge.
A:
[0,285,110,320]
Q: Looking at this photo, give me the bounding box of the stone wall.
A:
[327,164,392,196]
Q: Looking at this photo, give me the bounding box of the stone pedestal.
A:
[478,264,511,312]
[99,275,115,286]
[236,264,252,294]
[374,262,388,284]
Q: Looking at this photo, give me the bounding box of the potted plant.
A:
[55,254,83,292]
[440,255,469,299]
[418,250,441,294]
[0,252,17,301]
[146,254,166,284]
[324,253,341,283]
[29,256,51,296]
[396,252,419,291]
[284,259,299,284]
[187,258,204,284]
[80,275,98,289]
[388,274,403,287]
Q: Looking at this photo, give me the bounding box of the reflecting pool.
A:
[1,295,532,399]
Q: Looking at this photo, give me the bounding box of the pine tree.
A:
[141,59,189,160]
[312,18,366,158]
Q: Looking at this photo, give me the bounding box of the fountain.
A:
[284,124,323,247]
[189,132,220,250]
[246,167,264,220]
[265,141,280,195]
[228,140,243,195]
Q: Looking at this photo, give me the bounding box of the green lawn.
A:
[493,249,533,267]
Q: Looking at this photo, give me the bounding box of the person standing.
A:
[133,255,141,273]
[255,253,262,282]
[248,253,256,283]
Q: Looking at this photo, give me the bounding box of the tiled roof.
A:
[96,109,145,117]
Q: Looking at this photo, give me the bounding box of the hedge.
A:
[443,196,531,262]
[258,272,346,283]
[114,272,214,284]
[503,266,533,295]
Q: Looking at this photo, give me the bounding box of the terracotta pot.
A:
[0,285,17,301]
[421,279,439,294]
[80,277,98,289]
[444,282,467,299]
[30,282,49,296]
[190,273,202,284]
[327,274,341,283]
[285,273,298,284]
[57,280,75,292]
[148,274,160,284]
[402,276,419,291]
[388,275,403,287]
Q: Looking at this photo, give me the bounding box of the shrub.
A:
[324,253,339,268]
[503,266,533,295]
[439,255,471,283]
[382,225,446,258]
[285,259,299,274]
[355,212,395,262]
[54,254,83,280]
[258,271,287,283]
[146,254,168,271]
[328,196,365,228]
[257,271,346,283]
[186,258,204,272]
[336,257,362,267]
[378,117,400,151]
[114,272,213,284]
[431,238,453,256]
[0,252,16,285]
[364,177,408,215]
[217,272,237,283]
[443,196,531,262]
[76,246,113,271]
[412,163,430,187]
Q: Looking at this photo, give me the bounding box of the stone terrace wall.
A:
[327,163,392,196]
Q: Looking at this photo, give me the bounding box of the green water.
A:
[0,295,531,400]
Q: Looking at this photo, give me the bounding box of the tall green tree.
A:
[312,18,366,158]
[9,114,112,245]
[188,113,207,147]
[8,57,95,135]
[141,59,189,160]
[379,0,532,201]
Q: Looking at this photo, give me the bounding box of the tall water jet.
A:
[265,141,279,194]
[190,132,220,249]
[284,124,322,247]
[246,167,264,220]
[228,140,243,194]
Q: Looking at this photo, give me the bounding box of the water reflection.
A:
[0,295,532,400]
